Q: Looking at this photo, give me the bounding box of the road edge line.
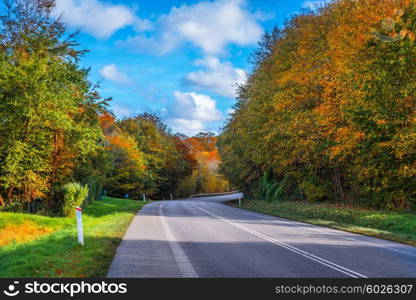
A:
[159,203,199,278]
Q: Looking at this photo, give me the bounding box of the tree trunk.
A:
[334,165,345,202]
[6,186,14,203]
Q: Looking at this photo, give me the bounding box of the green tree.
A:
[0,0,107,209]
[218,0,416,210]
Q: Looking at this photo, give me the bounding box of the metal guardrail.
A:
[189,191,241,198]
[189,191,244,206]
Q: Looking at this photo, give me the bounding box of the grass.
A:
[0,221,55,246]
[0,197,145,277]
[230,200,416,246]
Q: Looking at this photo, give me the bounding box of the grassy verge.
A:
[230,200,416,246]
[0,197,146,277]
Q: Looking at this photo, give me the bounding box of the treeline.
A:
[218,0,416,210]
[176,133,230,196]
[99,113,229,200]
[0,0,228,215]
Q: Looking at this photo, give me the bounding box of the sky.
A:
[52,0,320,136]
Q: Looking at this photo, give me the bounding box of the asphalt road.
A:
[108,195,416,278]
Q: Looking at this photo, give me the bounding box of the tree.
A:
[0,0,107,208]
[101,114,196,199]
[218,0,416,210]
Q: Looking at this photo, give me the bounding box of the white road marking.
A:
[226,205,416,258]
[194,203,367,278]
[159,203,198,278]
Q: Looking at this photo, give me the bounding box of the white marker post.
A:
[238,192,244,207]
[75,207,84,246]
[143,193,146,202]
[170,194,173,200]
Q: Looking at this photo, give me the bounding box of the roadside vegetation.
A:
[219,0,416,212]
[0,0,229,278]
[0,0,229,216]
[0,197,144,277]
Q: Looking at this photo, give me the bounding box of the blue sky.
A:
[53,0,317,136]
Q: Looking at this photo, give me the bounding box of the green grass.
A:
[231,200,416,246]
[0,197,145,277]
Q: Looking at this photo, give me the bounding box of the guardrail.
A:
[189,191,240,198]
[189,191,244,206]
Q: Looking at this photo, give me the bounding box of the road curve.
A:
[108,195,416,278]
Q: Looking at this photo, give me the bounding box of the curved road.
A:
[108,195,416,278]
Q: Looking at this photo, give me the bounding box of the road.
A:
[108,194,416,278]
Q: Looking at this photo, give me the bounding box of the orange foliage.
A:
[177,135,230,195]
[330,127,365,159]
[99,113,146,170]
[184,136,220,172]
[50,131,77,188]
[98,112,115,131]
[106,133,145,169]
[0,222,55,246]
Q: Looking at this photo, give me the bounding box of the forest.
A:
[218,0,416,211]
[0,0,228,215]
[1,0,415,216]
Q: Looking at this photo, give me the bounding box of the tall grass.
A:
[0,197,144,277]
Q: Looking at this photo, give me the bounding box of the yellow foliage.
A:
[0,222,55,247]
[329,127,365,159]
[376,119,388,125]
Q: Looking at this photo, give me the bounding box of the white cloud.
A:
[120,32,179,56]
[111,104,134,117]
[170,91,222,122]
[302,0,332,10]
[53,0,148,38]
[99,64,133,85]
[168,119,205,136]
[226,108,236,115]
[166,91,223,136]
[134,18,153,31]
[185,57,246,98]
[119,0,264,55]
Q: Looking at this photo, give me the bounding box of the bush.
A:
[0,200,26,212]
[61,183,89,217]
[83,179,103,205]
[300,179,328,202]
[257,173,293,202]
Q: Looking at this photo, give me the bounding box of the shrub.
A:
[300,179,328,202]
[0,200,26,212]
[257,173,293,202]
[61,183,89,217]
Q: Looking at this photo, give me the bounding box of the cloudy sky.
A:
[53,0,317,136]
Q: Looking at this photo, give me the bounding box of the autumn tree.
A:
[99,114,196,199]
[177,133,230,196]
[0,0,107,209]
[219,0,416,210]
